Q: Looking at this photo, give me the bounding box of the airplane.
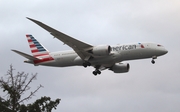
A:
[12,17,168,75]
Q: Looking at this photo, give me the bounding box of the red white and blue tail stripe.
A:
[26,35,54,64]
[26,35,49,57]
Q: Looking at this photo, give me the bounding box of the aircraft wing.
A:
[27,17,93,60]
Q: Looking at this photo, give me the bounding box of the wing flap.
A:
[12,50,40,60]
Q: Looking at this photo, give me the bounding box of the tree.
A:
[0,65,60,112]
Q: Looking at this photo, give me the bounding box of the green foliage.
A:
[0,65,60,112]
[27,96,60,112]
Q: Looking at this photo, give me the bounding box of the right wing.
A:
[27,17,93,61]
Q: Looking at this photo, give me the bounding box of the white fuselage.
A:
[33,43,167,67]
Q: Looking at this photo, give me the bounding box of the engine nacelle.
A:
[91,45,111,56]
[110,63,130,73]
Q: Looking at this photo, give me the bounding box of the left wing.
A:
[27,17,93,60]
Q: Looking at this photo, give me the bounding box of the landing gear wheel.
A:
[151,60,155,64]
[93,71,97,76]
[82,62,91,68]
[97,70,101,74]
[92,70,101,76]
[151,56,157,64]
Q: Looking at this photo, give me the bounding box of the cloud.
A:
[0,0,180,112]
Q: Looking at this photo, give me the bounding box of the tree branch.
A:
[19,73,37,95]
[0,65,60,111]
[8,65,15,88]
[18,84,43,104]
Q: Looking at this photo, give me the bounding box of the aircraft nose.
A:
[161,48,168,55]
[156,47,168,56]
[164,49,168,54]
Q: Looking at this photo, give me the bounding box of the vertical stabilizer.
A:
[26,35,54,64]
[26,35,49,57]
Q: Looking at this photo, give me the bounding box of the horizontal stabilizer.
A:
[11,50,40,60]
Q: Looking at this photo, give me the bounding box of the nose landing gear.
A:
[151,60,155,64]
[151,56,157,64]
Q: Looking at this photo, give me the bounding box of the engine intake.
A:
[90,45,111,56]
[110,63,130,73]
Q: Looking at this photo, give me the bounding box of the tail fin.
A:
[26,35,49,57]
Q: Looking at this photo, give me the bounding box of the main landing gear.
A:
[82,62,91,67]
[82,62,101,76]
[92,65,102,76]
[151,56,157,64]
[93,69,101,76]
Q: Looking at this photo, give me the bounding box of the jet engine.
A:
[90,45,111,56]
[110,63,130,73]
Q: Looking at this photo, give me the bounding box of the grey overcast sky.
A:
[0,0,180,112]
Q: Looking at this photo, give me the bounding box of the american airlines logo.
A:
[112,45,136,51]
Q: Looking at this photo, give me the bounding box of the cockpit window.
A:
[157,44,163,47]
